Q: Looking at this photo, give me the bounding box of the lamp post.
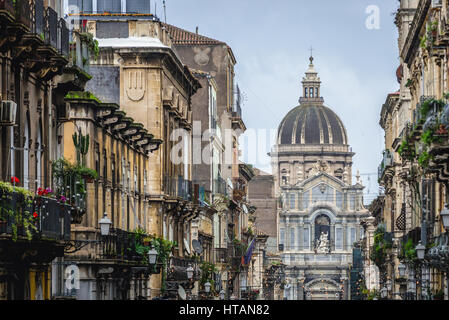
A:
[148,248,158,265]
[99,213,112,236]
[416,242,426,261]
[219,289,225,300]
[204,281,211,300]
[398,263,406,278]
[440,204,449,230]
[380,287,388,300]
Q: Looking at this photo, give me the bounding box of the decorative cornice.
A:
[401,0,431,66]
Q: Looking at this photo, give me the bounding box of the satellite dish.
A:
[183,238,191,255]
[242,204,248,214]
[178,285,186,300]
[192,239,203,255]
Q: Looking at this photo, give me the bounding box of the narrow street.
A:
[0,0,448,304]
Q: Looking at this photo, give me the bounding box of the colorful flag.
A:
[243,239,256,265]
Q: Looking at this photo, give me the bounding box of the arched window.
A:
[309,87,314,98]
[304,88,308,98]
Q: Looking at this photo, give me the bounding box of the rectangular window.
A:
[97,0,121,13]
[126,0,151,13]
[297,227,301,250]
[279,228,285,246]
[303,227,310,250]
[302,191,309,210]
[349,194,355,211]
[351,227,356,247]
[336,227,343,250]
[289,193,295,210]
[336,191,343,209]
[290,228,295,250]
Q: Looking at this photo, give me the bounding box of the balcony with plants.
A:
[369,225,393,270]
[0,178,71,251]
[397,97,449,180]
[0,0,70,80]
[51,131,98,224]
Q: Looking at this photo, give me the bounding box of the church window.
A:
[305,88,308,98]
[309,87,314,98]
[297,227,301,249]
[280,228,285,246]
[302,190,310,210]
[335,227,343,250]
[336,191,343,209]
[289,193,296,210]
[350,227,356,247]
[303,227,310,250]
[290,228,295,250]
[349,194,356,211]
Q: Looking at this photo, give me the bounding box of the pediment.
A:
[299,172,346,192]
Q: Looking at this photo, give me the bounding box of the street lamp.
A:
[148,248,158,265]
[440,204,449,230]
[204,281,211,293]
[398,263,406,278]
[380,287,388,299]
[219,290,225,300]
[187,265,194,280]
[416,241,426,260]
[99,213,112,236]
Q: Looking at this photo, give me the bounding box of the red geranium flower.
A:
[10,177,19,184]
[33,212,38,219]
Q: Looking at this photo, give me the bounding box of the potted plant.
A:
[77,166,98,183]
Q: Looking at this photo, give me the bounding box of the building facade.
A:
[271,57,370,300]
[368,0,449,301]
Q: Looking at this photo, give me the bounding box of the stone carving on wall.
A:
[193,47,211,66]
[309,160,332,177]
[126,70,146,102]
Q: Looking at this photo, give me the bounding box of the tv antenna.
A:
[163,0,167,23]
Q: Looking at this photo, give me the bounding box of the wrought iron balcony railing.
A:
[44,6,58,49]
[30,0,44,35]
[213,247,228,264]
[378,149,394,181]
[99,228,155,265]
[163,175,192,201]
[213,177,227,196]
[0,192,71,241]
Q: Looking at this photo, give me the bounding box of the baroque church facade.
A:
[270,57,370,300]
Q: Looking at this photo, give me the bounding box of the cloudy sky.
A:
[161,0,400,203]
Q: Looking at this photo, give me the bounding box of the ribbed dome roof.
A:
[278,104,348,145]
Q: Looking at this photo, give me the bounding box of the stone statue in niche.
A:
[316,231,330,254]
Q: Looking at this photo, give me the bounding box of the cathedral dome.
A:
[277,56,348,146]
[277,104,348,145]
